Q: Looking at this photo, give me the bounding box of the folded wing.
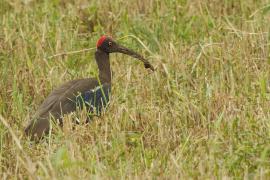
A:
[25,78,111,140]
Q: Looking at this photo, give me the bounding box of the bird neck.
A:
[95,49,111,83]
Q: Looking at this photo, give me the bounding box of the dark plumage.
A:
[25,35,154,140]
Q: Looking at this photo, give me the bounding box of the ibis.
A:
[25,35,154,140]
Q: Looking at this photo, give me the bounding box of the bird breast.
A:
[76,84,111,115]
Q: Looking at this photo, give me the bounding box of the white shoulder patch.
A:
[91,85,103,92]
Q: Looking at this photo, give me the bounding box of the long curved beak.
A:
[116,45,155,71]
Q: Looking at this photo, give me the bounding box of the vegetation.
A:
[0,0,270,179]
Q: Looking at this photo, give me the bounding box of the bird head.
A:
[96,35,155,71]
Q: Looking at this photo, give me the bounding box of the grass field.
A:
[0,0,270,179]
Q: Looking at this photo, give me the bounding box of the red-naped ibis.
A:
[25,35,154,140]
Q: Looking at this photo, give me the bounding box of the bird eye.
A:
[108,41,112,46]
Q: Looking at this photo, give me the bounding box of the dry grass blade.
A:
[118,35,155,56]
[45,47,96,60]
[0,115,36,176]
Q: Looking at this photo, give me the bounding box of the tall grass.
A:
[0,0,270,179]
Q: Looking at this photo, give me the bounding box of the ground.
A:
[0,0,270,179]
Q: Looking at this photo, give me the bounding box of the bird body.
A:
[25,36,154,140]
